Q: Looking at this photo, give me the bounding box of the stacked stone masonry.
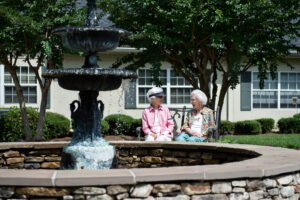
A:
[0,147,255,169]
[1,173,300,199]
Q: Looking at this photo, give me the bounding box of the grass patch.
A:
[218,134,300,150]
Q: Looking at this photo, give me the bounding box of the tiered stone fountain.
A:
[43,0,137,170]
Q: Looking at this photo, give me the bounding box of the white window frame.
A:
[0,65,39,106]
[251,71,300,110]
[136,68,200,108]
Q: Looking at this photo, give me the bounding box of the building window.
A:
[252,71,300,109]
[280,72,300,108]
[3,66,37,104]
[137,69,197,106]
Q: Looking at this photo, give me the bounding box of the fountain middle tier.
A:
[43,68,138,91]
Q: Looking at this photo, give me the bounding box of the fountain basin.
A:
[1,142,300,199]
[53,26,130,52]
[43,68,138,91]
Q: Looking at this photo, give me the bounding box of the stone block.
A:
[189,152,202,159]
[212,182,232,194]
[228,192,249,200]
[142,156,162,164]
[0,187,14,198]
[232,181,246,187]
[247,180,264,191]
[293,173,300,184]
[157,195,190,200]
[277,175,293,185]
[16,187,69,197]
[24,156,44,163]
[107,185,129,195]
[163,157,182,164]
[74,195,85,200]
[182,183,211,195]
[3,151,20,158]
[202,159,219,164]
[24,163,40,169]
[263,179,277,188]
[131,184,153,198]
[40,162,60,169]
[73,187,106,195]
[131,149,148,156]
[280,186,295,198]
[45,156,62,162]
[201,153,212,160]
[150,149,164,156]
[232,187,246,193]
[63,195,74,200]
[86,194,113,200]
[6,157,24,165]
[163,150,173,156]
[249,190,264,200]
[192,194,228,200]
[116,193,129,200]
[182,158,199,165]
[173,151,187,157]
[152,184,181,194]
[295,184,300,193]
[267,188,279,196]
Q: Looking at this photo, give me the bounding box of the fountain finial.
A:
[85,0,99,27]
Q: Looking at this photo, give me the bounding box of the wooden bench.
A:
[136,106,221,142]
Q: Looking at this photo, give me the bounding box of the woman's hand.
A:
[151,132,157,139]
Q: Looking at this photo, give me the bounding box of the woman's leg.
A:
[187,136,207,142]
[145,134,155,141]
[175,132,190,142]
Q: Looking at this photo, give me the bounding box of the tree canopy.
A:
[98,0,300,114]
[0,0,84,140]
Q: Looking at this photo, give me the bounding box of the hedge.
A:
[0,107,70,142]
[293,113,300,119]
[104,114,134,136]
[256,118,275,133]
[234,120,262,135]
[43,112,70,140]
[101,119,110,136]
[277,117,300,134]
[220,120,235,134]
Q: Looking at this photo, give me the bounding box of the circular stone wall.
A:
[0,141,300,200]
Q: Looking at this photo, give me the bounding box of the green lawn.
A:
[218,134,300,150]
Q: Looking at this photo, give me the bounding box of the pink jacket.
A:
[142,105,174,137]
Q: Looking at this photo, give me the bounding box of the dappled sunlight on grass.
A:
[217,134,300,150]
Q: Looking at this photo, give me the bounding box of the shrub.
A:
[43,112,70,140]
[293,113,300,119]
[220,120,235,134]
[0,107,70,142]
[0,107,39,142]
[277,117,300,134]
[256,118,275,133]
[101,119,110,136]
[104,114,134,136]
[234,120,262,135]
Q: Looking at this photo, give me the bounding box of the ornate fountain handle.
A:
[97,100,104,115]
[70,100,81,117]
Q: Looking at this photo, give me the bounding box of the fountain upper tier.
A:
[53,26,130,53]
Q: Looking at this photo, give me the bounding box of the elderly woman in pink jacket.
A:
[142,87,174,141]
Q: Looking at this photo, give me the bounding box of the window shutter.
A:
[240,71,252,111]
[124,79,137,109]
[42,66,51,109]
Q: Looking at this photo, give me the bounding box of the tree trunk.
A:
[217,74,231,126]
[7,67,32,141]
[34,79,52,141]
[210,67,218,110]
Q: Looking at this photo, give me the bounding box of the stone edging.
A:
[0,141,300,187]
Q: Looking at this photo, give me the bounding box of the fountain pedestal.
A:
[60,91,115,170]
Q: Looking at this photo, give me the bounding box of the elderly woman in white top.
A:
[142,87,174,141]
[176,89,215,142]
